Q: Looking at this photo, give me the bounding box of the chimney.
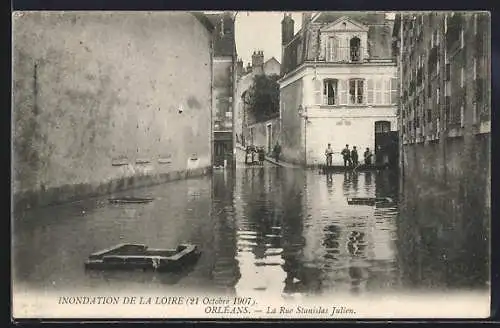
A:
[281,13,294,45]
[251,50,264,74]
[236,59,244,77]
[302,12,313,30]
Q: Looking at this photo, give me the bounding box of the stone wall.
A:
[12,11,214,210]
[244,117,280,154]
[400,133,490,286]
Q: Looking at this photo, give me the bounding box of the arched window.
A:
[350,37,361,62]
[323,79,338,105]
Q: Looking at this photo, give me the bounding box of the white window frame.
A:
[349,79,364,105]
[460,29,464,48]
[323,79,338,105]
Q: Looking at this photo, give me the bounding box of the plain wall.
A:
[12,11,213,209]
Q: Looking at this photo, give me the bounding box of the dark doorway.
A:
[374,121,398,169]
[214,140,232,167]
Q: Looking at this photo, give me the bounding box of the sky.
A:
[234,11,303,66]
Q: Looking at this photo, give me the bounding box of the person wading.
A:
[325,143,334,167]
[341,144,351,168]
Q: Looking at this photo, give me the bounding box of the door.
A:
[374,121,398,168]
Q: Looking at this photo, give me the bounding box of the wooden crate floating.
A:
[84,243,201,272]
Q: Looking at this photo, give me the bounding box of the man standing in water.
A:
[325,143,334,167]
[341,144,351,168]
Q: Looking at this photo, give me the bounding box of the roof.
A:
[205,13,236,57]
[265,57,281,66]
[190,12,215,32]
[312,12,387,25]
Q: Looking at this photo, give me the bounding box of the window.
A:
[323,79,338,105]
[375,121,391,134]
[349,79,364,104]
[350,37,361,62]
[327,37,339,61]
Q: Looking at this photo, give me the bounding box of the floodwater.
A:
[12,158,489,299]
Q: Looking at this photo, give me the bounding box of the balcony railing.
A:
[325,46,365,63]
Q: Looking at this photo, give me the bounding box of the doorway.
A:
[374,121,398,168]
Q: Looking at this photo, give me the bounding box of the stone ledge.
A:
[12,166,212,213]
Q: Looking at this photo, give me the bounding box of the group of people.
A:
[245,143,282,165]
[324,143,373,168]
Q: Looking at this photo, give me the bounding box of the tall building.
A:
[279,12,398,167]
[235,51,281,152]
[393,12,490,283]
[206,12,238,168]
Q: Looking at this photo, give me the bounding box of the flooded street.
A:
[12,158,489,299]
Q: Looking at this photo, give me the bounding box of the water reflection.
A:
[13,164,488,297]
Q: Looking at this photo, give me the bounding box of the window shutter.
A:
[332,37,339,62]
[375,78,382,105]
[319,34,326,60]
[384,79,391,104]
[339,79,348,105]
[391,77,398,104]
[314,79,322,105]
[325,37,330,62]
[367,79,374,104]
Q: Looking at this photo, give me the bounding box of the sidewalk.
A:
[236,143,301,169]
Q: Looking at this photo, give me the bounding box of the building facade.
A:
[207,12,238,168]
[393,12,490,279]
[279,13,398,167]
[12,12,215,210]
[235,51,281,153]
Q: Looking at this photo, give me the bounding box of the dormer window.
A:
[350,37,361,62]
[320,17,368,63]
